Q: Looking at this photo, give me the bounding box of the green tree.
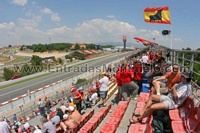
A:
[75,78,87,85]
[30,55,42,66]
[8,44,12,48]
[3,68,14,80]
[57,57,64,65]
[78,53,86,60]
[75,44,80,50]
[65,55,73,62]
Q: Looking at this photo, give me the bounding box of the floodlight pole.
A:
[170,25,172,49]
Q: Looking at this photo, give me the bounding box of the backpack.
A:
[152,110,172,133]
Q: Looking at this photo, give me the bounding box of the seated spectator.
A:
[60,102,67,114]
[0,121,12,133]
[152,64,181,95]
[12,114,17,123]
[41,117,56,133]
[71,87,82,114]
[67,106,82,124]
[88,89,98,105]
[130,72,192,124]
[50,111,60,126]
[60,114,78,133]
[55,108,64,120]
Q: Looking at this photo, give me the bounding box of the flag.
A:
[144,6,171,24]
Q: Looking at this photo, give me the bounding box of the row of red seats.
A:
[78,104,112,133]
[128,92,153,133]
[100,98,131,133]
[169,97,200,133]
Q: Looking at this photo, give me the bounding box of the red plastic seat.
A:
[172,107,200,133]
[81,113,89,123]
[169,97,194,121]
[107,103,112,112]
[114,105,127,111]
[81,123,94,133]
[128,123,148,133]
[110,110,125,119]
[137,96,149,102]
[93,112,104,123]
[99,107,108,118]
[69,126,78,133]
[88,117,99,130]
[106,117,121,126]
[89,109,94,118]
[134,107,143,114]
[78,130,88,133]
[118,101,128,106]
[100,124,116,133]
[139,92,150,97]
[136,102,146,108]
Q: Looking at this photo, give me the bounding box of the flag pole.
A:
[170,24,172,49]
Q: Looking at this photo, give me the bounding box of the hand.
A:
[152,79,157,84]
[174,93,178,99]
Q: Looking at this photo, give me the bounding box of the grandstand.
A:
[1,46,200,133]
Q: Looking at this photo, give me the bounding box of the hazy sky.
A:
[0,0,200,50]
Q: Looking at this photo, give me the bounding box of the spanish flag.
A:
[144,6,171,24]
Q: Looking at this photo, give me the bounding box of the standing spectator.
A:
[71,87,82,114]
[12,114,17,123]
[44,97,51,114]
[115,70,123,102]
[0,121,12,133]
[132,59,142,94]
[95,81,100,97]
[120,62,139,101]
[140,53,148,64]
[37,98,45,116]
[89,89,98,105]
[41,118,56,133]
[99,72,109,106]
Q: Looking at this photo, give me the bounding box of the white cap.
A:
[67,106,75,111]
[63,114,69,120]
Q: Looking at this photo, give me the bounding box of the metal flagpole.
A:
[170,24,172,49]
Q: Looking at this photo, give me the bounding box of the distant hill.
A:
[98,42,146,48]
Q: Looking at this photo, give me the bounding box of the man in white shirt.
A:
[89,89,98,104]
[99,72,109,106]
[130,72,192,124]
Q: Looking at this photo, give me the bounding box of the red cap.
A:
[39,98,41,101]
[90,89,95,93]
[71,87,77,92]
[50,111,56,116]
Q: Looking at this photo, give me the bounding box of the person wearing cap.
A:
[130,71,192,124]
[71,86,82,114]
[89,89,98,105]
[67,106,82,124]
[41,117,56,133]
[37,98,45,116]
[152,64,182,95]
[99,71,109,106]
[50,111,60,125]
[60,114,79,133]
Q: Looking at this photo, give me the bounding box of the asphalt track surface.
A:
[0,52,131,103]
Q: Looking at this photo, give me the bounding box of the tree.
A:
[75,78,87,85]
[78,53,86,60]
[65,55,73,62]
[8,44,12,48]
[3,68,14,80]
[30,55,42,66]
[75,44,80,50]
[57,57,64,65]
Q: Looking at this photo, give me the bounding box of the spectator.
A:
[120,62,139,101]
[41,117,56,133]
[0,121,12,133]
[99,72,109,107]
[60,102,67,113]
[115,70,123,102]
[140,53,148,64]
[67,106,82,124]
[55,108,64,120]
[89,89,98,105]
[44,97,51,114]
[37,98,45,116]
[164,61,173,74]
[12,114,17,123]
[132,59,142,94]
[50,111,60,126]
[130,72,192,124]
[152,64,182,95]
[60,114,78,133]
[95,81,100,97]
[71,87,82,114]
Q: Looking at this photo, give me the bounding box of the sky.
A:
[0,0,200,50]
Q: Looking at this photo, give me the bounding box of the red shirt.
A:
[75,92,82,102]
[116,72,122,86]
[96,83,100,89]
[133,63,142,80]
[120,67,133,83]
